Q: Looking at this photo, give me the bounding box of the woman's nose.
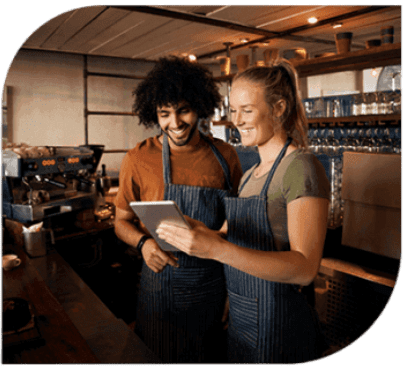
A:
[233,112,242,126]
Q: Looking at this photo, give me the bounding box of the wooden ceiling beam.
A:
[111,5,391,60]
[197,6,392,59]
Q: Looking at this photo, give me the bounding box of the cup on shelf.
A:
[282,48,307,62]
[263,48,279,66]
[335,32,353,54]
[220,57,232,76]
[381,26,394,44]
[366,39,381,49]
[236,54,250,72]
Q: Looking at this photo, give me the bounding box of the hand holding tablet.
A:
[130,200,190,252]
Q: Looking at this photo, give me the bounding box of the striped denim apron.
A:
[136,133,232,363]
[224,138,324,363]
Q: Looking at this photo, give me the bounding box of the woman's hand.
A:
[156,220,224,260]
[142,238,179,273]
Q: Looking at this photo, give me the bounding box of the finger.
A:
[183,216,204,229]
[156,227,189,250]
[165,252,180,268]
[148,263,163,273]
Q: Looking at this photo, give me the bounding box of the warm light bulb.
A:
[188,54,197,62]
[308,17,318,24]
[333,23,343,29]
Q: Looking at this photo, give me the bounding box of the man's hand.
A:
[142,239,179,273]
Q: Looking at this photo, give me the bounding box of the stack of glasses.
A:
[303,90,401,119]
[308,126,401,229]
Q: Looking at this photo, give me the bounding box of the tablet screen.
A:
[129,200,190,252]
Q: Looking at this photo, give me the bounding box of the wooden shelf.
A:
[319,257,397,288]
[211,120,234,127]
[295,43,401,78]
[214,43,401,81]
[308,113,401,127]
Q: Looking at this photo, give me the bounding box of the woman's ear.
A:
[274,99,286,118]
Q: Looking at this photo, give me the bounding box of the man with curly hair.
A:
[114,56,242,363]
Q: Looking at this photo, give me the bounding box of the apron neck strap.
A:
[162,132,233,190]
[259,137,292,197]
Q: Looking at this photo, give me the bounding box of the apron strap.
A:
[162,132,233,191]
[238,137,292,195]
[259,137,292,198]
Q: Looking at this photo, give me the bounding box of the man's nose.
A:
[171,114,181,128]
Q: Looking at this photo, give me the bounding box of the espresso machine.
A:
[2,144,109,224]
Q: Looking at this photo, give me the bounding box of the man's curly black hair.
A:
[133,56,222,129]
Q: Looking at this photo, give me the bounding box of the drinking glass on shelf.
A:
[332,98,342,117]
[352,94,362,116]
[324,129,341,157]
[392,91,401,114]
[378,91,389,114]
[341,128,359,152]
[304,100,314,119]
[378,128,394,153]
[361,128,377,152]
[392,128,401,154]
[368,92,378,115]
[313,97,325,118]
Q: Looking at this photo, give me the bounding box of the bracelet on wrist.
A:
[137,235,151,252]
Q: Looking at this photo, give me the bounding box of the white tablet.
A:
[129,200,191,252]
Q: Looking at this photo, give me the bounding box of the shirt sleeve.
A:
[227,146,243,195]
[114,151,141,212]
[282,153,330,204]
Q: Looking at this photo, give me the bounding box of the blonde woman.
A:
[157,59,330,363]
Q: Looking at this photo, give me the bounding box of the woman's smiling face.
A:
[229,79,275,147]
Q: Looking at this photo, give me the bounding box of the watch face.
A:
[377,65,401,92]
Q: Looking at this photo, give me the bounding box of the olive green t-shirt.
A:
[238,149,330,252]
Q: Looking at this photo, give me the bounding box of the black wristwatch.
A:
[137,235,151,252]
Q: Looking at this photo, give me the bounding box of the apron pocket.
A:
[228,290,259,348]
[173,266,226,312]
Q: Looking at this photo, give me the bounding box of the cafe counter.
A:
[2,243,160,364]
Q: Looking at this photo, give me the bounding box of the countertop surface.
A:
[2,243,160,364]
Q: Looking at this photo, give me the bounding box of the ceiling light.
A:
[188,54,197,62]
[240,38,249,43]
[333,23,343,29]
[308,17,318,24]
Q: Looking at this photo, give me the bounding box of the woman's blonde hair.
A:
[233,58,308,148]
